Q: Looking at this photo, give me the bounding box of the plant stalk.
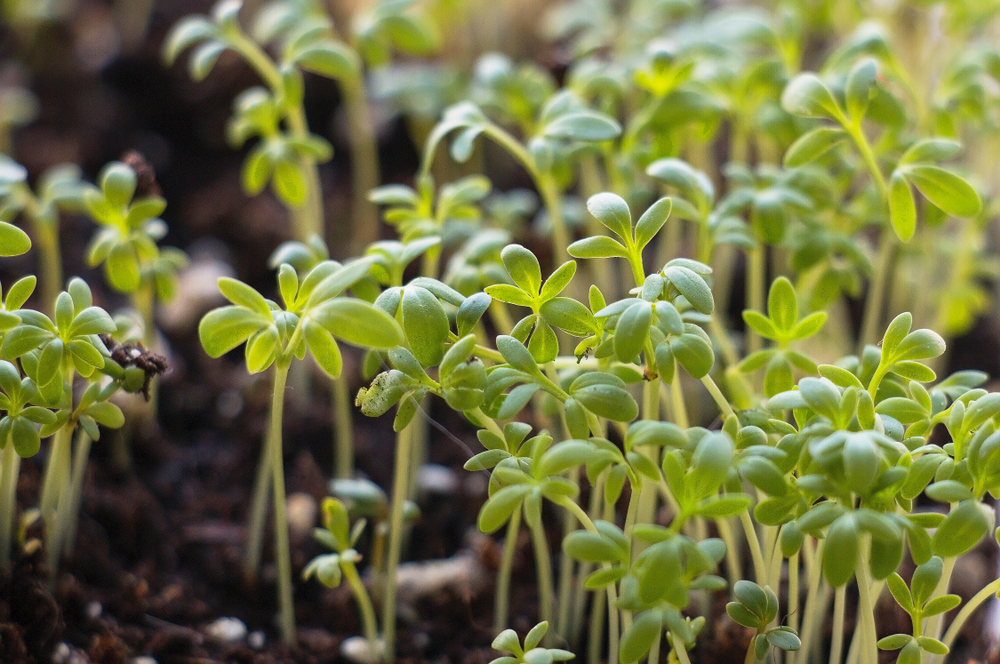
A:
[333,373,354,479]
[341,74,381,253]
[530,515,555,640]
[343,558,381,659]
[382,415,415,660]
[494,504,521,632]
[0,442,20,568]
[269,361,295,645]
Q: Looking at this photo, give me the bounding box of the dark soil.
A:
[1,2,999,663]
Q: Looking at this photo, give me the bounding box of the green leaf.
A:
[496,335,541,376]
[900,139,961,165]
[312,298,404,349]
[886,573,914,613]
[106,243,141,292]
[478,485,529,533]
[0,222,31,257]
[100,162,137,208]
[563,530,623,563]
[922,595,961,618]
[614,302,652,364]
[669,331,714,379]
[845,59,878,122]
[781,73,842,120]
[877,634,912,651]
[540,261,577,301]
[246,326,278,373]
[932,499,989,558]
[587,193,632,240]
[784,127,847,167]
[304,319,343,378]
[743,311,778,339]
[726,602,761,629]
[634,198,672,251]
[767,277,798,333]
[296,43,361,81]
[904,165,981,218]
[544,111,622,141]
[162,16,216,65]
[273,158,308,207]
[664,266,714,314]
[619,610,662,664]
[199,306,271,357]
[219,277,271,316]
[568,236,629,259]
[889,171,917,242]
[823,515,858,586]
[765,627,801,652]
[501,244,542,295]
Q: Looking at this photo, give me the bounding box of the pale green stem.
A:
[854,548,878,664]
[788,551,800,637]
[938,576,1000,662]
[830,585,847,664]
[858,232,896,352]
[795,538,825,664]
[646,629,661,664]
[634,377,660,535]
[340,74,381,254]
[60,427,92,557]
[670,632,694,664]
[927,556,957,642]
[530,516,555,640]
[0,442,20,567]
[245,435,272,580]
[269,361,295,645]
[747,246,766,355]
[494,505,521,633]
[716,517,743,589]
[382,416,414,660]
[670,371,689,429]
[42,424,73,573]
[556,470,580,637]
[36,221,63,319]
[570,472,605,646]
[739,511,767,586]
[333,373,354,479]
[225,30,322,240]
[343,559,381,659]
[701,375,736,419]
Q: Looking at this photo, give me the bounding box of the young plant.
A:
[199,257,402,644]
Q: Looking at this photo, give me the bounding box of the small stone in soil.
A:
[247,630,265,650]
[86,601,102,620]
[204,617,248,643]
[417,464,459,495]
[287,492,318,541]
[341,635,382,664]
[129,658,158,664]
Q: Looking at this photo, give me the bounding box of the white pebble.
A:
[129,658,158,664]
[86,601,102,620]
[204,617,247,643]
[416,464,459,495]
[341,636,383,664]
[287,492,318,540]
[248,630,266,650]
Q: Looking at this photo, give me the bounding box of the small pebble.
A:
[204,617,247,643]
[86,600,102,620]
[52,643,70,664]
[129,658,158,664]
[417,464,459,495]
[413,632,431,651]
[341,636,383,664]
[287,492,318,540]
[248,630,265,650]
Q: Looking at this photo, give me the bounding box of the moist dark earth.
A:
[2,2,1000,663]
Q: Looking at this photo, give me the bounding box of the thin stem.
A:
[740,511,767,586]
[382,415,414,660]
[342,559,381,659]
[701,375,736,419]
[858,231,896,351]
[333,373,354,479]
[788,551,800,639]
[938,576,1000,661]
[647,630,661,664]
[269,361,295,645]
[341,74,381,253]
[556,472,580,637]
[927,556,957,642]
[245,434,272,580]
[747,246,766,355]
[634,378,660,533]
[530,517,555,637]
[854,550,878,664]
[670,371,689,429]
[36,222,63,318]
[0,442,20,567]
[829,585,847,664]
[671,632,694,664]
[60,427,92,557]
[42,423,73,573]
[494,505,521,632]
[716,517,743,589]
